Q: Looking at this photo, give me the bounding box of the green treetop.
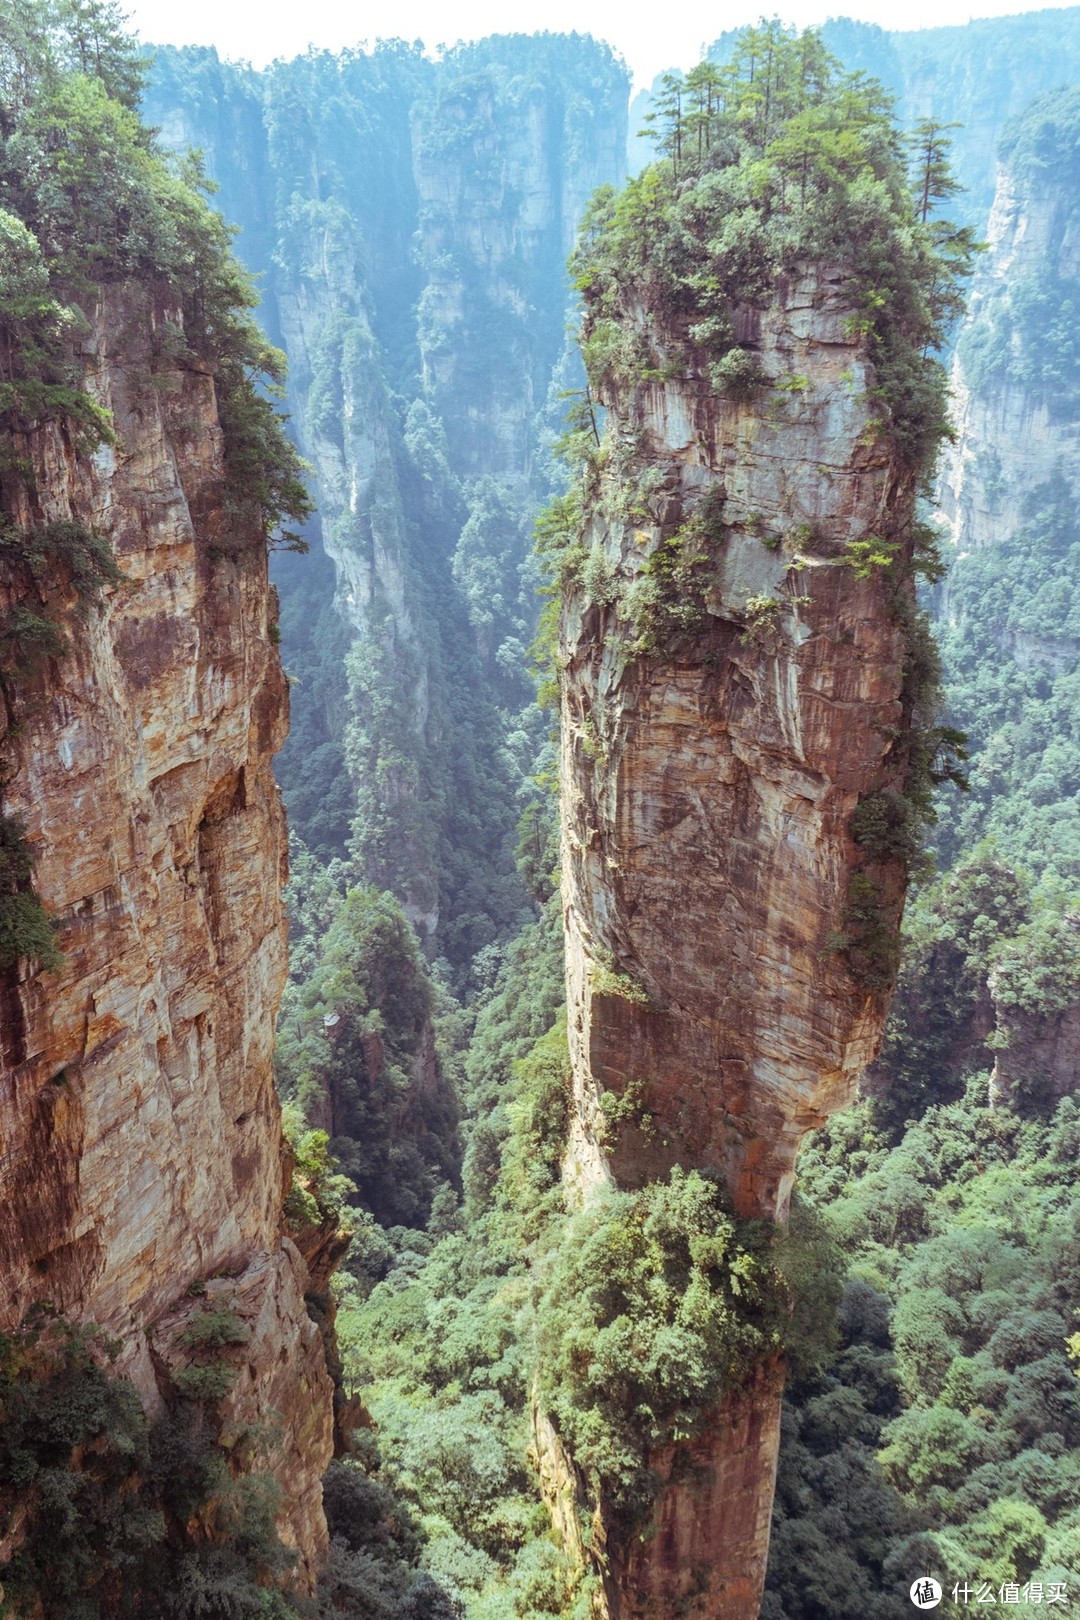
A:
[0,0,310,549]
[577,21,978,477]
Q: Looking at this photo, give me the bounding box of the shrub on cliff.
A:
[0,811,61,971]
[532,1168,842,1524]
[0,1312,312,1618]
[571,22,977,479]
[0,0,311,551]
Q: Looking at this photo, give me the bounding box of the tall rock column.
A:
[0,283,333,1580]
[553,267,921,1616]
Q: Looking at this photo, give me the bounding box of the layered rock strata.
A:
[555,272,918,1616]
[0,283,333,1580]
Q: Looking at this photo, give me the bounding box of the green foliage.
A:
[0,517,124,673]
[588,957,648,1005]
[849,790,926,872]
[314,1458,462,1618]
[833,872,901,990]
[180,1306,250,1351]
[740,593,784,646]
[0,4,309,550]
[0,204,112,444]
[868,848,1030,1134]
[933,475,1080,884]
[992,911,1080,1018]
[0,1316,156,1616]
[958,90,1080,418]
[0,1313,305,1617]
[0,888,61,971]
[324,905,575,1616]
[496,1017,571,1241]
[710,346,766,398]
[281,1106,357,1230]
[172,1363,239,1403]
[533,1169,836,1525]
[0,811,60,971]
[274,886,458,1230]
[843,533,901,578]
[575,23,975,477]
[766,1085,1080,1615]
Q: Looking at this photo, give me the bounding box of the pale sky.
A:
[124,0,1080,89]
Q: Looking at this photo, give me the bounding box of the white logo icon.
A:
[910,1578,942,1609]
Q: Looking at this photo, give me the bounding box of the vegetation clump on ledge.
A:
[570,23,978,476]
[0,0,311,553]
[0,1310,305,1617]
[533,1169,842,1527]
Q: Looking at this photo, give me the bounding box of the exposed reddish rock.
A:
[0,283,332,1583]
[547,272,917,1617]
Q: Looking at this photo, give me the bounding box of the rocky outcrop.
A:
[0,283,332,1580]
[990,914,1080,1107]
[607,1361,785,1617]
[991,994,1080,1107]
[553,271,918,1616]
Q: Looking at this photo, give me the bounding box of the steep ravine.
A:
[0,283,333,1579]
[548,268,923,1617]
[143,41,629,963]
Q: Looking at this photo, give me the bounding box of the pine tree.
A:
[910,118,962,223]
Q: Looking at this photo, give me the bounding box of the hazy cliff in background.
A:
[144,39,628,978]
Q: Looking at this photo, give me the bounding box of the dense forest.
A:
[2,2,1080,1617]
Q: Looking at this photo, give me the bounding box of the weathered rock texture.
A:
[0,283,333,1581]
[553,272,918,1617]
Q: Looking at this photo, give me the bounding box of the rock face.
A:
[991,993,1080,1107]
[0,283,333,1580]
[555,273,918,1616]
[990,914,1080,1107]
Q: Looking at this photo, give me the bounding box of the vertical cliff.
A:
[537,35,969,1617]
[412,40,629,482]
[560,271,912,1228]
[0,277,333,1582]
[931,89,1080,876]
[554,273,913,1620]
